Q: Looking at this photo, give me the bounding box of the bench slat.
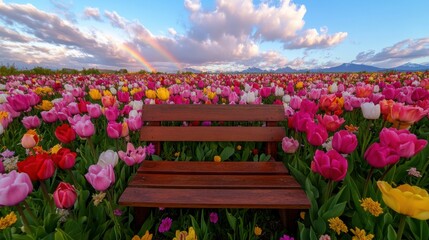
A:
[119,188,311,209]
[138,161,288,174]
[140,126,285,142]
[142,104,285,121]
[129,174,300,189]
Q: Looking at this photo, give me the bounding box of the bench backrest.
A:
[140,104,286,158]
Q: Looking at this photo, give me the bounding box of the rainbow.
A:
[122,43,156,72]
[141,36,182,71]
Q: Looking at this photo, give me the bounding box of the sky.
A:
[0,0,428,72]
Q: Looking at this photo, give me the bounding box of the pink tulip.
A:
[87,103,102,118]
[85,164,115,191]
[126,114,143,131]
[27,91,41,106]
[118,142,147,166]
[281,137,299,153]
[7,94,30,112]
[0,161,4,174]
[317,114,345,132]
[22,116,41,129]
[364,142,400,168]
[53,182,77,209]
[379,128,427,158]
[311,149,348,181]
[107,121,122,139]
[300,99,318,116]
[305,122,328,146]
[67,102,80,115]
[72,118,95,138]
[259,87,272,98]
[104,107,120,122]
[0,170,33,206]
[291,111,313,132]
[289,96,302,110]
[117,91,130,103]
[332,130,358,154]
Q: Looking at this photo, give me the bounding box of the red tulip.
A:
[53,182,77,209]
[55,124,76,144]
[52,148,77,170]
[17,154,55,181]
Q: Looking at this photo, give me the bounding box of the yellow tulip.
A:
[295,81,304,89]
[156,87,170,101]
[36,100,53,111]
[89,89,102,100]
[145,89,157,99]
[377,181,429,220]
[254,226,262,236]
[131,231,153,240]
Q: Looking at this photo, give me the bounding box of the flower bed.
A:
[0,72,429,240]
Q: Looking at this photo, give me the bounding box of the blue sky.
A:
[0,0,428,72]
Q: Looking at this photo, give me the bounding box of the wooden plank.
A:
[119,188,311,209]
[142,104,285,121]
[138,161,289,174]
[140,126,285,142]
[129,174,301,189]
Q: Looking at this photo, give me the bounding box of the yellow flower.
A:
[207,91,216,100]
[360,198,383,217]
[145,89,157,99]
[328,217,348,235]
[254,226,262,236]
[49,144,62,154]
[377,181,429,220]
[174,152,180,157]
[131,231,153,240]
[130,87,142,96]
[214,155,221,162]
[103,89,112,96]
[0,111,9,121]
[89,89,102,100]
[36,100,53,111]
[35,86,53,95]
[121,86,129,92]
[173,227,197,240]
[156,87,170,101]
[0,212,17,230]
[300,211,306,220]
[295,81,304,89]
[350,227,374,240]
[236,145,242,151]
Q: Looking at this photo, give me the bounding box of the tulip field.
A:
[1,71,429,240]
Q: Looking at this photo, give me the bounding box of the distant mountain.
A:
[181,67,202,73]
[315,63,384,73]
[274,66,298,73]
[390,62,429,71]
[241,67,268,73]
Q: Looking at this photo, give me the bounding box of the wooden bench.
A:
[119,104,310,229]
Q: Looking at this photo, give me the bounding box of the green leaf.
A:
[196,145,203,160]
[220,146,235,161]
[151,155,162,161]
[226,210,237,231]
[242,146,250,161]
[387,224,397,240]
[312,218,326,236]
[54,228,75,240]
[321,202,347,220]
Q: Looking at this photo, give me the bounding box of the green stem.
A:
[323,180,334,203]
[16,204,31,234]
[87,137,96,161]
[396,214,407,240]
[67,169,79,189]
[22,200,38,223]
[379,164,395,181]
[39,180,53,209]
[363,167,374,198]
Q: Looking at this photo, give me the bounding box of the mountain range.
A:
[238,62,429,74]
[182,62,429,74]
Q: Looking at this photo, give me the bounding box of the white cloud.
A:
[354,38,429,67]
[83,7,101,21]
[184,0,201,12]
[286,28,348,49]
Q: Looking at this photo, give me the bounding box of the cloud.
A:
[83,7,102,21]
[184,0,201,12]
[0,0,347,72]
[0,26,33,42]
[353,38,429,67]
[104,11,127,29]
[285,28,348,49]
